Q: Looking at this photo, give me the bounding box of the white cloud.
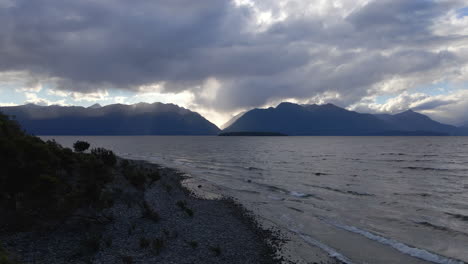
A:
[0,102,17,107]
[24,92,68,106]
[349,89,468,125]
[71,90,109,102]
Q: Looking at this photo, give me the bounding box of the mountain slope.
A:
[0,103,220,135]
[224,102,391,135]
[221,111,246,130]
[375,110,456,135]
[224,103,460,136]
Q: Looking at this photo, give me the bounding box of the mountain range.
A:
[0,103,220,135]
[223,102,465,136]
[1,102,466,136]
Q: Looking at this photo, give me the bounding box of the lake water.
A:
[43,136,468,264]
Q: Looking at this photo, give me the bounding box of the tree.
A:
[73,141,90,152]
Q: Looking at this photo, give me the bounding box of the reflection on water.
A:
[44,136,468,264]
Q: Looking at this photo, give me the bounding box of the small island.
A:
[219,132,288,137]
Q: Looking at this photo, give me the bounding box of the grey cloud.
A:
[0,0,467,119]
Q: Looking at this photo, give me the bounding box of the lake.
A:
[43,136,468,264]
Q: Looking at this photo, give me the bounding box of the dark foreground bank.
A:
[0,112,284,264]
[0,156,288,264]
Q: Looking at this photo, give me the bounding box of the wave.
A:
[289,191,323,200]
[287,207,304,213]
[289,229,354,264]
[305,184,375,197]
[323,219,464,264]
[405,166,451,171]
[414,221,448,231]
[246,166,263,171]
[445,213,468,222]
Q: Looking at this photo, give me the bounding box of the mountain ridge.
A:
[0,102,220,135]
[223,103,464,136]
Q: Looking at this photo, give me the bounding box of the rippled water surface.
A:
[44,136,468,264]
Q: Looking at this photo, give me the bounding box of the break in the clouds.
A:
[0,0,467,126]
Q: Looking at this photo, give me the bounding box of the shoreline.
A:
[1,157,285,264]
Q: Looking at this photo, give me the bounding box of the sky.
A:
[0,0,467,127]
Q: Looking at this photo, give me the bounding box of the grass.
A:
[80,234,102,255]
[139,237,150,249]
[151,238,165,255]
[163,183,172,193]
[0,243,18,264]
[124,168,147,190]
[185,208,194,217]
[121,255,133,264]
[104,237,112,248]
[187,241,198,249]
[147,171,161,183]
[176,200,194,217]
[176,200,186,209]
[209,245,222,256]
[141,201,160,222]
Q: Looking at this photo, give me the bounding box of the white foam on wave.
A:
[323,219,464,264]
[290,191,308,197]
[289,228,354,264]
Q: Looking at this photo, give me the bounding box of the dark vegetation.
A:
[0,111,283,264]
[0,242,17,264]
[0,112,117,231]
[73,141,90,152]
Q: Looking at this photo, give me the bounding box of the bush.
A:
[187,241,198,249]
[73,141,90,153]
[0,243,17,264]
[152,238,165,255]
[139,237,150,249]
[141,201,160,222]
[124,169,146,190]
[209,246,222,256]
[91,148,117,167]
[148,171,161,183]
[0,112,116,229]
[121,255,133,264]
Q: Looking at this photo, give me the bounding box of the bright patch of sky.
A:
[457,7,468,18]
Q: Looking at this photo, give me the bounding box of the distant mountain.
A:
[223,102,462,136]
[88,103,102,109]
[221,111,246,130]
[0,103,220,135]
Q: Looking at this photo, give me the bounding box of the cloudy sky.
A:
[0,0,467,127]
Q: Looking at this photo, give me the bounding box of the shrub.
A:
[185,208,194,217]
[139,237,150,249]
[81,234,101,255]
[209,246,221,256]
[141,201,160,222]
[121,255,133,264]
[91,148,117,167]
[73,141,90,152]
[148,171,161,183]
[0,243,17,264]
[176,200,186,209]
[163,183,172,193]
[152,238,165,255]
[187,241,198,249]
[124,169,146,190]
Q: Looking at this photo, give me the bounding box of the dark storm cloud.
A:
[0,0,253,90]
[0,0,466,112]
